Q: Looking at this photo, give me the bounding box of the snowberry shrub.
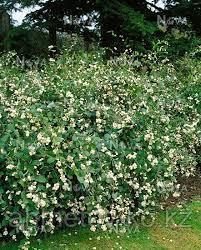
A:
[0,50,200,240]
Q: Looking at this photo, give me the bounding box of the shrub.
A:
[0,49,200,240]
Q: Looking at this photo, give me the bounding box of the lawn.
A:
[1,200,201,250]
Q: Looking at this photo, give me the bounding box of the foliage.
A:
[152,33,201,59]
[164,31,201,58]
[0,48,200,241]
[1,25,49,57]
[1,0,161,51]
[97,0,157,53]
[164,0,201,35]
[1,0,201,57]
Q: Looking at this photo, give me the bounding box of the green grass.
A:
[1,201,201,250]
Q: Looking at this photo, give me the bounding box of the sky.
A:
[12,0,165,25]
[12,7,39,25]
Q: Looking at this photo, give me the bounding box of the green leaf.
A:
[34,175,47,183]
[47,157,55,164]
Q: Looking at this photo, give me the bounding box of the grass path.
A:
[1,201,201,250]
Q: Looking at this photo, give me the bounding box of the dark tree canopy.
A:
[1,0,161,46]
[164,0,201,34]
[1,0,200,55]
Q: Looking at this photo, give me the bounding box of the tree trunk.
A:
[48,19,57,57]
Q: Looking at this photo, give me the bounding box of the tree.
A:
[1,0,163,54]
[97,0,159,55]
[2,0,199,56]
[1,0,97,48]
[164,0,201,34]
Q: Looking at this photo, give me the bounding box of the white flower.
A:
[37,108,43,113]
[90,149,96,155]
[48,45,54,50]
[127,153,137,159]
[163,136,170,142]
[90,225,96,232]
[28,145,36,156]
[3,230,8,236]
[39,199,46,208]
[147,154,153,161]
[129,163,137,170]
[152,158,158,166]
[56,161,62,167]
[101,224,107,231]
[173,192,180,198]
[49,58,55,62]
[141,201,146,207]
[133,183,140,190]
[12,235,16,240]
[6,164,15,170]
[67,155,74,162]
[52,183,60,191]
[25,131,30,137]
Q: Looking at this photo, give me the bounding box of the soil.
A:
[163,171,201,208]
